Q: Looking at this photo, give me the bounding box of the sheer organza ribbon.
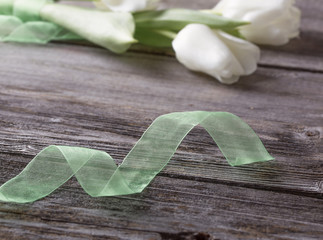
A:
[0,112,274,203]
[0,0,81,43]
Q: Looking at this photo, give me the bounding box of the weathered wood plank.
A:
[0,176,322,239]
[0,0,323,238]
[1,46,322,238]
[0,43,322,198]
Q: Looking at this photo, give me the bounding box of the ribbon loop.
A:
[0,112,274,203]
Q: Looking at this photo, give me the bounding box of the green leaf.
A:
[223,28,246,39]
[133,8,248,32]
[135,28,175,48]
[40,4,137,54]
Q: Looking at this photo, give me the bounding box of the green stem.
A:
[154,29,177,40]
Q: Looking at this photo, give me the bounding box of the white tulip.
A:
[213,0,301,45]
[94,0,159,12]
[172,24,260,84]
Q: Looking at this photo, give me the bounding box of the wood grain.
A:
[0,0,322,239]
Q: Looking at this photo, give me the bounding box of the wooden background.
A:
[0,0,322,239]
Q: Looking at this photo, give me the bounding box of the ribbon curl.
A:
[0,111,274,203]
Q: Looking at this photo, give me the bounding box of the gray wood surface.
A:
[0,0,322,239]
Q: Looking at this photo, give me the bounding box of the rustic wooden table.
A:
[0,0,322,239]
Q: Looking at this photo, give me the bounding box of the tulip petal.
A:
[217,31,260,75]
[219,75,240,84]
[40,4,137,53]
[214,0,301,45]
[173,24,232,80]
[172,24,258,84]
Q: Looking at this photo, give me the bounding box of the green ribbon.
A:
[0,111,274,203]
[13,0,48,21]
[0,0,81,43]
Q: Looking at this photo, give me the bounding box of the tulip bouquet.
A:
[0,0,301,84]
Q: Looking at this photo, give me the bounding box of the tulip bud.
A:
[172,24,260,84]
[94,0,159,13]
[40,3,137,53]
[213,0,301,45]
